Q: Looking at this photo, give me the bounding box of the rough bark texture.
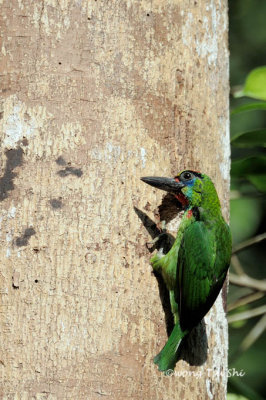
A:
[0,1,230,399]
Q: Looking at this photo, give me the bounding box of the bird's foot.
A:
[146,220,167,248]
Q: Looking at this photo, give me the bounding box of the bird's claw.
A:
[146,220,167,248]
[146,232,167,248]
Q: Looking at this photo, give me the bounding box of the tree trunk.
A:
[0,1,229,399]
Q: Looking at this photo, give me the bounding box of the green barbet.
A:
[141,170,232,372]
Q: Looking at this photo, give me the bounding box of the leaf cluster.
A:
[228,67,266,400]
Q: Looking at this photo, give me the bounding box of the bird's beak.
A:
[140,176,185,193]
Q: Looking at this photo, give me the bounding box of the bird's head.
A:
[141,170,216,209]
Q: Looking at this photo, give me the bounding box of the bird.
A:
[141,170,232,372]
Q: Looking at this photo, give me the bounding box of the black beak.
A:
[140,176,185,193]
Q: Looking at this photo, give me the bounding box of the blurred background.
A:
[228,1,266,399]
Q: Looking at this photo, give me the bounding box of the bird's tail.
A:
[154,322,188,372]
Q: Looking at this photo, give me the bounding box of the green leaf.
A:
[228,377,265,400]
[230,197,262,244]
[231,129,266,148]
[231,102,266,116]
[230,319,247,329]
[247,174,266,192]
[231,156,266,177]
[231,156,266,193]
[234,66,266,100]
[227,394,249,400]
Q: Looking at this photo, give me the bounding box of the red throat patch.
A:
[174,192,188,207]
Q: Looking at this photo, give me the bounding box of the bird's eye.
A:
[182,171,193,180]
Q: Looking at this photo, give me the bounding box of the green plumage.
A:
[141,170,232,372]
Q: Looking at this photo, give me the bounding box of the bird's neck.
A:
[189,192,222,222]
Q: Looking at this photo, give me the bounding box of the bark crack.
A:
[34,0,45,72]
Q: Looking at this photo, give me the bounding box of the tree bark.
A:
[0,1,230,399]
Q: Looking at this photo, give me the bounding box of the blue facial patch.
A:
[184,179,195,187]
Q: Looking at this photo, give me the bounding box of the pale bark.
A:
[0,1,230,399]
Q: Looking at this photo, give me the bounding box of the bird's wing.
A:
[176,221,229,331]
